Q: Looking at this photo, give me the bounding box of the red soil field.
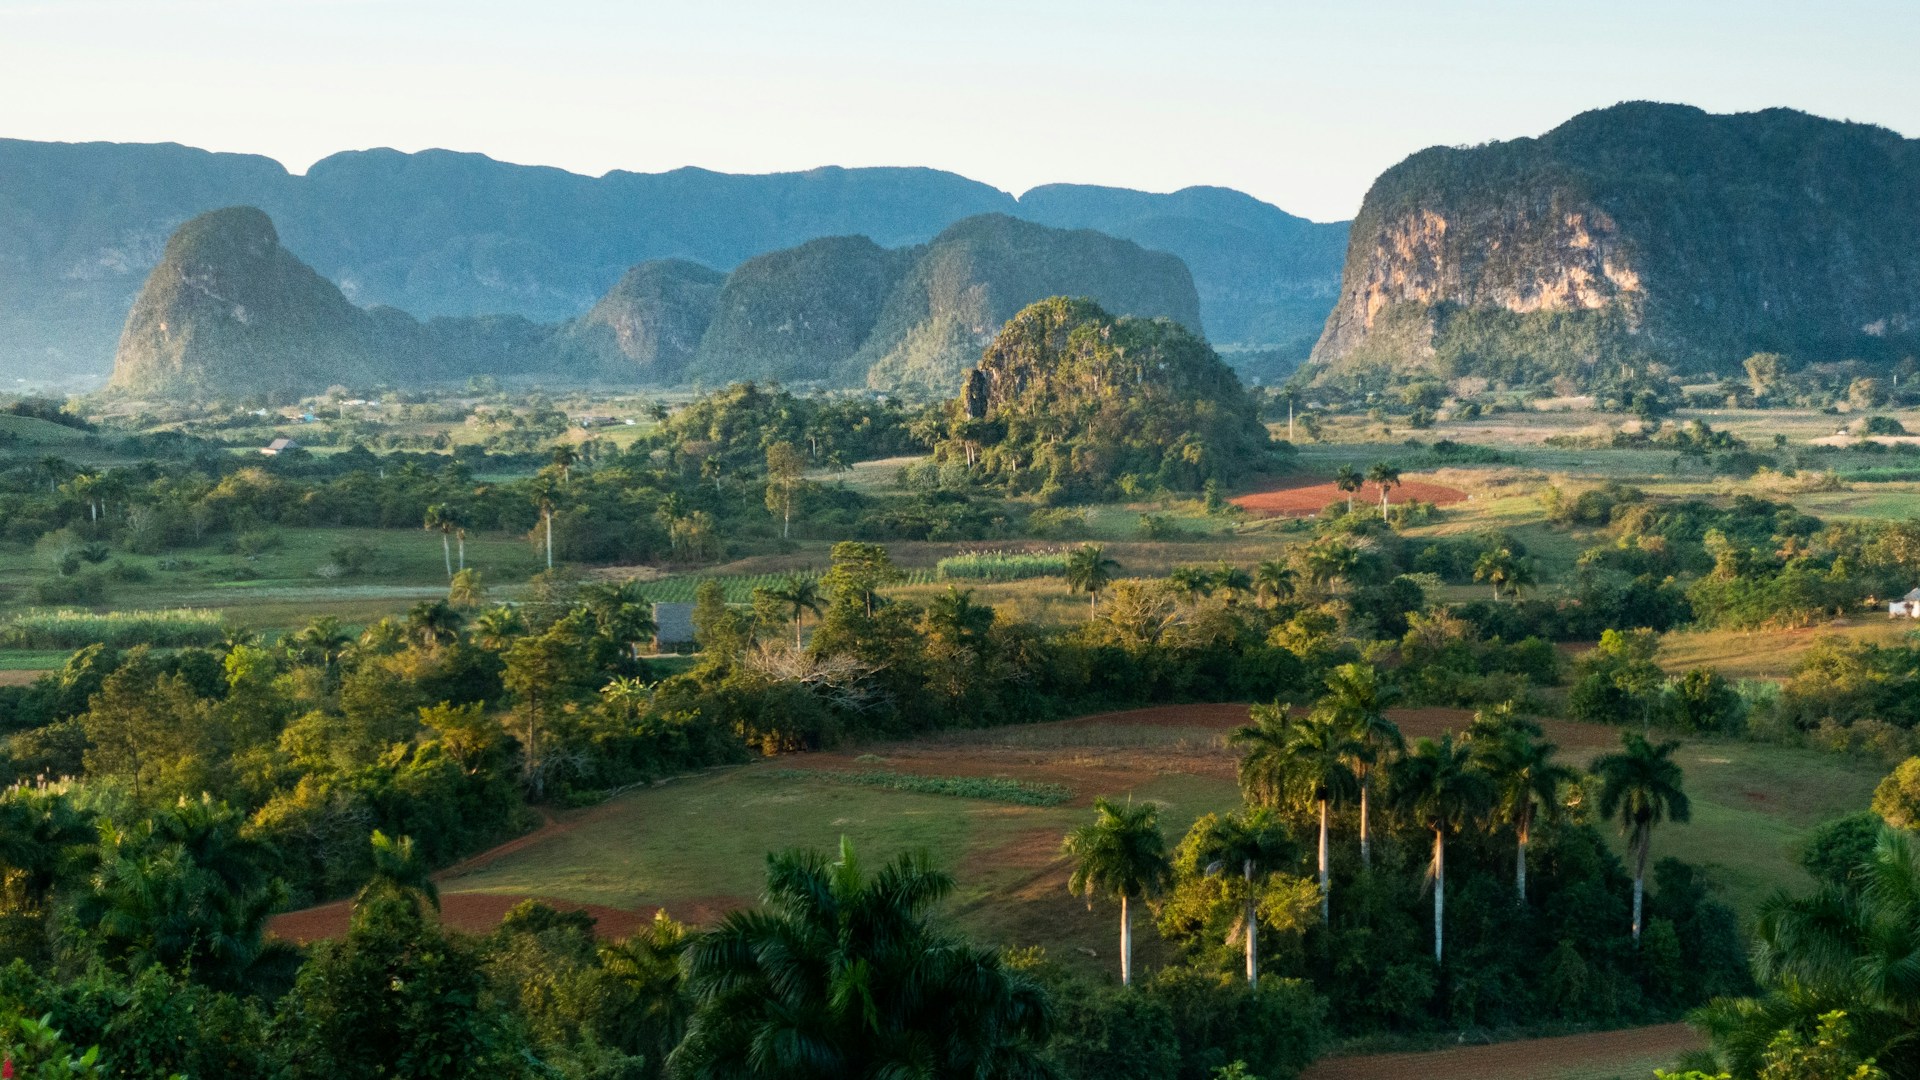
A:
[1302,1022,1703,1080]
[1232,479,1468,517]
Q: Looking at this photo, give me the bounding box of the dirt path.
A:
[1303,1022,1703,1080]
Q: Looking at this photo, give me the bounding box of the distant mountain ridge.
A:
[0,138,1346,381]
[1308,103,1920,383]
[109,208,1206,398]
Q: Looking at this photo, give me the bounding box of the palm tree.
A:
[440,503,471,571]
[1063,797,1173,986]
[471,605,525,652]
[358,830,438,912]
[289,616,352,671]
[1334,464,1363,514]
[1254,560,1297,607]
[1167,565,1216,600]
[767,574,825,648]
[1065,544,1121,619]
[1302,539,1361,594]
[423,503,454,579]
[447,567,486,610]
[550,443,578,486]
[1231,705,1357,922]
[1367,462,1402,512]
[1321,663,1403,868]
[530,477,558,571]
[1391,734,1492,965]
[672,838,1054,1079]
[406,599,464,650]
[1468,709,1578,903]
[925,586,995,649]
[1695,825,1920,1077]
[1186,807,1297,983]
[1473,547,1535,601]
[600,910,693,1071]
[1594,732,1690,943]
[1210,562,1253,604]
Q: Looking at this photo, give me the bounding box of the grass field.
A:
[354,701,1877,971]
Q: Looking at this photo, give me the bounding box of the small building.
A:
[652,602,697,653]
[1890,588,1920,618]
[260,437,299,456]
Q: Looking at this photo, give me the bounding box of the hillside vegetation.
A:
[1311,102,1920,385]
[947,296,1277,498]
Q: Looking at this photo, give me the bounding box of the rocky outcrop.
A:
[1309,103,1920,382]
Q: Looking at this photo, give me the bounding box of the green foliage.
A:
[672,839,1055,1079]
[0,609,224,651]
[953,298,1280,499]
[938,549,1070,581]
[771,768,1071,806]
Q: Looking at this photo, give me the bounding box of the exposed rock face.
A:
[1310,103,1920,382]
[110,207,384,396]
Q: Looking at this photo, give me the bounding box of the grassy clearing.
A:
[1658,621,1911,681]
[0,650,68,671]
[774,769,1072,806]
[1624,738,1886,919]
[0,415,89,445]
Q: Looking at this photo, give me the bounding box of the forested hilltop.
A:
[0,138,1344,381]
[1309,103,1920,386]
[109,209,1203,399]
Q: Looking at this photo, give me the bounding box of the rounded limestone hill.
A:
[552,258,726,381]
[952,296,1278,498]
[858,213,1204,397]
[110,206,384,397]
[691,235,912,384]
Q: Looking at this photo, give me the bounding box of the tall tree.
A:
[1366,462,1402,512]
[766,574,825,648]
[672,839,1055,1079]
[1391,734,1492,965]
[763,440,805,540]
[1473,547,1534,601]
[1468,708,1578,903]
[1231,705,1357,922]
[1065,544,1121,618]
[1321,663,1403,868]
[1063,797,1173,987]
[1183,807,1297,984]
[1334,465,1363,515]
[1594,732,1690,942]
[423,503,454,579]
[1254,560,1297,607]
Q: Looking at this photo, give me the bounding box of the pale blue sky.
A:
[1,0,1914,220]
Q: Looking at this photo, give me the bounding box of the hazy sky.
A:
[2,0,1915,221]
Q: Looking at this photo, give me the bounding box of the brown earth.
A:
[268,702,1624,941]
[0,670,47,687]
[1232,479,1469,517]
[1302,1022,1704,1080]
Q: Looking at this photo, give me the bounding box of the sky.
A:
[1,0,1916,222]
